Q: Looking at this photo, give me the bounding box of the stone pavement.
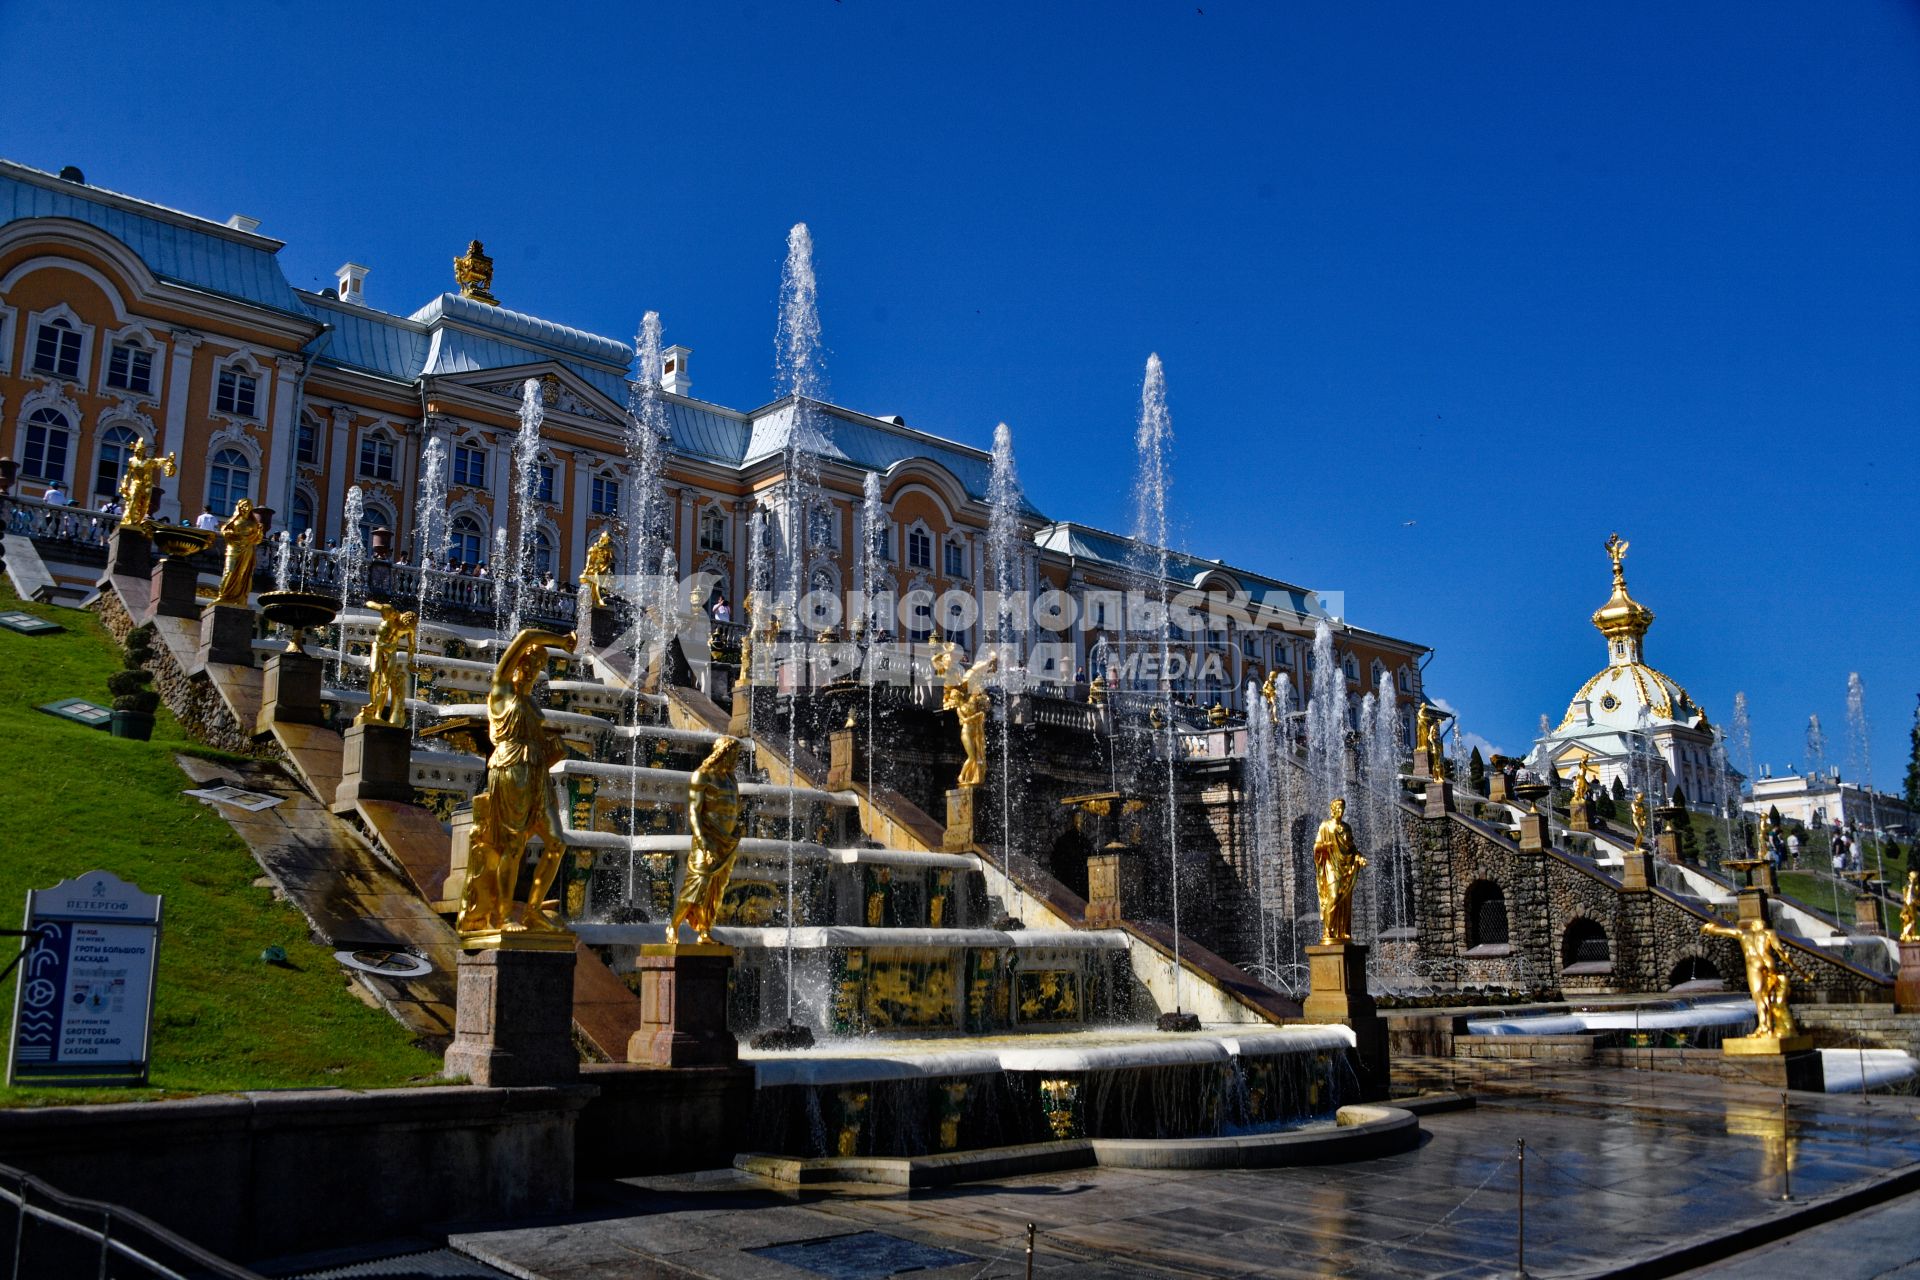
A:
[1679,1190,1920,1278]
[452,1065,1920,1279]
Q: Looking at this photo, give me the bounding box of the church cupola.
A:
[1591,531,1654,666]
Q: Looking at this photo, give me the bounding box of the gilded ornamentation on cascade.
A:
[1569,760,1593,812]
[1261,670,1280,719]
[1417,704,1447,779]
[932,643,997,788]
[1901,871,1918,943]
[1701,917,1807,1040]
[453,239,499,306]
[1313,798,1365,944]
[1631,791,1649,853]
[457,626,577,939]
[117,438,176,530]
[579,528,615,609]
[358,600,419,728]
[213,500,263,607]
[672,735,745,945]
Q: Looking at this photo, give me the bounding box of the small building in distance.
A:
[1744,768,1916,837]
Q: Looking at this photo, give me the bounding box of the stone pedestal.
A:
[629,943,738,1068]
[1737,886,1771,925]
[332,721,414,812]
[1620,850,1655,892]
[105,526,152,580]
[727,688,753,739]
[1722,1034,1825,1092]
[1656,827,1682,862]
[588,603,620,651]
[256,650,324,733]
[197,602,254,669]
[148,555,201,620]
[1753,863,1778,895]
[1423,779,1455,818]
[444,945,580,1087]
[1855,893,1884,936]
[1894,940,1920,1013]
[1570,804,1591,834]
[826,725,867,792]
[1302,941,1388,1101]
[1487,771,1511,803]
[1412,748,1435,779]
[943,786,976,852]
[1085,843,1144,926]
[441,808,478,913]
[1517,813,1549,853]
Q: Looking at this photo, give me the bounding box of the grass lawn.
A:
[0,584,442,1104]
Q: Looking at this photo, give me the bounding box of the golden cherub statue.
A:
[1700,916,1807,1041]
[1261,670,1280,719]
[1314,798,1366,945]
[456,625,578,939]
[671,735,745,945]
[579,528,615,609]
[117,438,176,530]
[213,499,263,607]
[1901,871,1917,943]
[932,642,998,788]
[1631,791,1650,853]
[357,600,419,728]
[453,239,499,306]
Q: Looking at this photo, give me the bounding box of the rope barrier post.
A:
[1515,1138,1529,1279]
[11,1174,25,1280]
[96,1208,110,1280]
[1025,1222,1036,1280]
[1780,1092,1793,1202]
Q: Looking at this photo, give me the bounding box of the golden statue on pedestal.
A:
[1314,798,1365,945]
[1900,871,1917,943]
[117,438,176,529]
[672,735,745,945]
[580,529,615,609]
[358,600,419,728]
[1417,704,1447,780]
[1570,761,1594,811]
[456,626,577,941]
[1700,917,1806,1041]
[932,643,998,788]
[213,500,263,607]
[1631,791,1650,853]
[453,239,499,306]
[1260,670,1280,719]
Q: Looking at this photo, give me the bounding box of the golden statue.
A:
[1755,806,1777,860]
[1631,791,1650,853]
[453,239,499,306]
[579,529,615,609]
[117,438,176,529]
[1313,798,1365,945]
[213,499,263,607]
[456,626,577,939]
[1900,870,1918,943]
[1605,531,1630,578]
[671,735,745,944]
[1570,761,1595,811]
[1417,704,1448,780]
[1207,701,1228,728]
[1700,917,1806,1041]
[357,600,419,728]
[1087,673,1106,705]
[1260,670,1280,719]
[932,643,997,788]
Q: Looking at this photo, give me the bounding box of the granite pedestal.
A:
[629,944,738,1068]
[332,721,414,812]
[1517,812,1549,853]
[1085,843,1144,927]
[1302,941,1388,1100]
[256,650,324,732]
[1855,892,1884,936]
[1423,779,1455,818]
[148,555,201,620]
[105,525,152,580]
[198,602,254,668]
[444,945,580,1087]
[1895,940,1920,1013]
[1620,850,1655,892]
[1722,1033,1825,1092]
[588,603,620,651]
[826,725,868,791]
[943,786,976,852]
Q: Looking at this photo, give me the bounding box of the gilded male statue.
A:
[457,625,577,937]
[1631,791,1650,853]
[1261,670,1280,719]
[932,643,997,788]
[579,528,615,609]
[213,499,263,607]
[117,438,176,529]
[1313,798,1366,945]
[1418,704,1447,780]
[1700,917,1805,1040]
[1901,870,1917,943]
[358,600,419,728]
[672,735,745,944]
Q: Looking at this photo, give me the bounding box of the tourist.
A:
[1832,829,1851,875]
[42,481,68,506]
[1787,831,1802,865]
[711,596,732,624]
[194,505,220,531]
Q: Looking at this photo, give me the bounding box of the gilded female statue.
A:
[1700,917,1806,1040]
[213,500,263,607]
[1313,798,1365,944]
[1417,704,1447,780]
[358,600,419,728]
[1260,670,1280,719]
[1570,761,1593,814]
[1901,870,1917,943]
[933,643,997,788]
[579,529,615,609]
[117,438,176,529]
[672,735,745,944]
[457,625,577,937]
[1631,791,1650,852]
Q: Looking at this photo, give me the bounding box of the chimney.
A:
[661,344,692,396]
[225,213,260,233]
[335,262,369,306]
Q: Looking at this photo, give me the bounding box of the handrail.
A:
[0,1157,261,1279]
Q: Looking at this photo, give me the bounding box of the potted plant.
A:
[109,636,159,740]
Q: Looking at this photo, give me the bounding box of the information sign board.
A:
[7,871,162,1086]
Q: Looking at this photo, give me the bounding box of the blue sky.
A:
[4,1,1916,788]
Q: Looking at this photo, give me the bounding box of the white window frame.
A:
[21,407,74,486]
[943,537,966,579]
[98,323,161,399]
[358,428,398,482]
[206,445,256,518]
[27,304,92,386]
[452,440,488,490]
[0,301,15,376]
[209,352,265,422]
[906,521,933,570]
[698,506,728,552]
[590,473,620,517]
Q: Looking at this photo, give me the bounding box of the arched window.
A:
[943,538,965,578]
[93,424,139,498]
[907,525,932,570]
[451,515,485,565]
[1342,654,1360,682]
[359,502,393,549]
[1669,957,1722,990]
[590,474,620,516]
[532,529,555,578]
[1561,919,1610,968]
[32,318,81,380]
[216,364,260,418]
[206,448,252,516]
[22,408,71,483]
[290,490,314,538]
[1464,881,1509,949]
[699,507,727,551]
[1396,666,1411,692]
[808,504,836,549]
[105,338,154,394]
[358,431,395,481]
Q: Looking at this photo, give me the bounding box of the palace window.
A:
[93,425,139,499]
[105,341,154,394]
[590,475,620,516]
[22,409,71,483]
[699,507,727,551]
[358,433,395,481]
[290,490,313,538]
[453,445,487,489]
[296,420,319,465]
[451,515,485,565]
[872,524,891,561]
[944,539,965,578]
[535,464,556,504]
[1342,655,1359,682]
[808,504,836,550]
[907,527,932,570]
[532,529,555,578]
[1396,666,1411,692]
[216,367,259,418]
[32,319,82,380]
[207,448,252,517]
[358,502,392,548]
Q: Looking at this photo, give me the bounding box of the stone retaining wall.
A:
[92,585,262,757]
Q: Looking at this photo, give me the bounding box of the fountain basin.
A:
[149,523,215,557]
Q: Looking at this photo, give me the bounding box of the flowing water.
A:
[986,422,1024,914]
[1131,354,1182,1013]
[1847,672,1883,877]
[504,379,546,640]
[858,470,884,793]
[626,313,672,674]
[272,531,291,592]
[414,437,448,622]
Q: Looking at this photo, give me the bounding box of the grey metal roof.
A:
[418,320,630,403]
[1033,521,1331,619]
[665,397,753,465]
[301,293,428,381]
[0,161,303,314]
[408,292,632,368]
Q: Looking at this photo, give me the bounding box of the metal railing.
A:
[0,1158,261,1279]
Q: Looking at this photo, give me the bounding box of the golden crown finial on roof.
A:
[454,239,499,307]
[1592,531,1653,644]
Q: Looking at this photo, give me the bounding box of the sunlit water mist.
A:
[858,470,884,794]
[986,422,1026,917]
[1847,672,1884,878]
[504,379,545,640]
[414,437,448,621]
[1131,354,1182,1013]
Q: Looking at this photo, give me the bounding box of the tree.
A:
[1905,695,1920,814]
[1469,747,1486,794]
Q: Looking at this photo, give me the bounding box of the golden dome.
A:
[1591,531,1653,643]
